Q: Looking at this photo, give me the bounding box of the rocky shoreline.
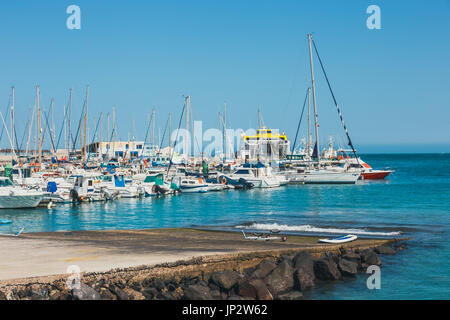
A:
[0,241,407,300]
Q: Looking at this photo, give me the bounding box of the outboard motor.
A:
[69,189,81,204]
[238,178,254,189]
[152,184,167,196]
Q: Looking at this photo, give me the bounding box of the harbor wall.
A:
[0,241,406,300]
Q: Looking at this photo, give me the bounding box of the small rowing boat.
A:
[318,234,358,244]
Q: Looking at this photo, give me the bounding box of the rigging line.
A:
[140,112,153,158]
[311,39,359,162]
[291,87,309,154]
[158,114,170,151]
[71,99,86,150]
[85,113,102,165]
[43,107,57,153]
[166,102,186,177]
[219,113,237,160]
[0,95,12,145]
[18,111,30,152]
[54,101,71,152]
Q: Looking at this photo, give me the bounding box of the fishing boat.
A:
[0,177,44,209]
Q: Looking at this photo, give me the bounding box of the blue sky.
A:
[0,0,449,153]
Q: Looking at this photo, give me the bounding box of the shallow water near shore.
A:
[1,153,449,299]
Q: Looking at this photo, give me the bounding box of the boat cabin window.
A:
[235,169,250,175]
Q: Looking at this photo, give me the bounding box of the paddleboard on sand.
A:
[318,234,358,244]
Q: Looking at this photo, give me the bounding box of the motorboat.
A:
[0,177,44,209]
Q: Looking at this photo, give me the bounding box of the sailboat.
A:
[300,34,360,184]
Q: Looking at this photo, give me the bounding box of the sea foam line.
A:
[235,223,402,236]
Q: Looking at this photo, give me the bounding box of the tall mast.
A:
[83,85,89,161]
[11,86,15,155]
[168,112,172,148]
[152,109,155,147]
[37,85,42,169]
[308,33,320,166]
[185,96,190,162]
[51,97,55,154]
[307,87,311,157]
[68,88,72,152]
[223,101,226,160]
[63,102,66,154]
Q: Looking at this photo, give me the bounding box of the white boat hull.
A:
[302,171,360,184]
[0,193,44,209]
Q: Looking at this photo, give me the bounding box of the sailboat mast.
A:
[51,98,55,154]
[152,109,155,147]
[68,88,72,153]
[83,85,89,161]
[223,101,226,160]
[37,85,42,170]
[307,87,311,157]
[11,86,15,155]
[185,96,190,163]
[308,33,320,167]
[168,112,172,149]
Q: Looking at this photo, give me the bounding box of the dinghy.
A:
[242,230,287,242]
[0,219,12,224]
[318,234,357,244]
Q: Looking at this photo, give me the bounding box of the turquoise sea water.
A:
[0,154,449,299]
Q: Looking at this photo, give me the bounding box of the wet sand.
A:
[0,228,401,286]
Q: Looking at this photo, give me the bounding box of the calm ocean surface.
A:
[1,154,449,299]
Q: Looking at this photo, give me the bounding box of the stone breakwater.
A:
[0,242,406,300]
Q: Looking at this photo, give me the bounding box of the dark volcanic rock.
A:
[264,260,295,296]
[314,257,342,281]
[276,291,303,300]
[293,251,315,290]
[374,246,396,255]
[183,284,213,300]
[111,286,129,300]
[143,287,158,300]
[294,269,315,291]
[342,252,361,264]
[0,290,6,300]
[338,258,358,276]
[393,243,407,252]
[361,249,382,266]
[278,255,293,266]
[30,285,49,300]
[237,279,273,300]
[48,290,61,300]
[251,260,277,279]
[210,270,241,291]
[99,288,116,300]
[72,283,101,300]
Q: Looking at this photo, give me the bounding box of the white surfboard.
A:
[318,234,358,244]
